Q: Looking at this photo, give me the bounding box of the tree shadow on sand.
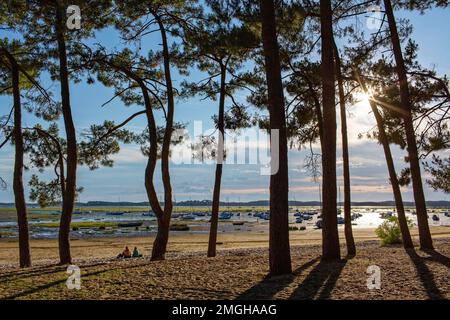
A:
[0,261,109,284]
[405,249,445,300]
[1,261,152,300]
[236,257,320,300]
[423,249,450,269]
[288,258,347,300]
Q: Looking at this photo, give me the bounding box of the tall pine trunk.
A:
[10,54,32,268]
[383,0,433,249]
[208,65,226,258]
[320,0,340,261]
[359,77,414,248]
[55,0,77,264]
[137,81,166,261]
[150,10,175,260]
[333,41,356,256]
[260,0,292,275]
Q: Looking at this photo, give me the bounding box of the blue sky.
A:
[0,6,449,203]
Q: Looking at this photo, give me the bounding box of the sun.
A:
[355,89,374,108]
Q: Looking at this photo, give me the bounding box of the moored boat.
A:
[107,212,125,216]
[315,219,323,229]
[142,212,155,217]
[118,222,143,228]
[219,212,233,220]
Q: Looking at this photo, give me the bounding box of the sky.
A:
[0,6,449,203]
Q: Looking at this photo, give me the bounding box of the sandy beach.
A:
[0,238,448,300]
[0,226,449,300]
[1,226,449,266]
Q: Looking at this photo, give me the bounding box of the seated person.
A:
[132,247,142,258]
[123,246,131,258]
[117,246,132,259]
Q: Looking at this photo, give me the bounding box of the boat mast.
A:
[319,182,322,212]
[338,184,341,209]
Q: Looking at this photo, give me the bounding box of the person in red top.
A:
[117,246,132,259]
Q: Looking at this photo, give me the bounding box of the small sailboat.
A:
[380,211,393,219]
[351,213,362,221]
[107,212,125,216]
[219,212,232,220]
[315,219,323,229]
[118,222,143,228]
[261,212,270,220]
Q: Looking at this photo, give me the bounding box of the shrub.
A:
[375,216,413,246]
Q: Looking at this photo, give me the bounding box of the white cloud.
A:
[110,146,146,164]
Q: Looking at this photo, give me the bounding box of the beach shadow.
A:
[1,267,115,300]
[236,257,320,300]
[423,249,450,269]
[1,260,153,300]
[0,265,67,282]
[288,258,347,300]
[0,261,110,284]
[405,249,444,300]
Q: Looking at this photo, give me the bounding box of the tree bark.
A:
[208,64,226,258]
[139,81,166,260]
[333,41,356,256]
[383,0,433,249]
[260,0,292,275]
[9,53,32,268]
[320,0,341,261]
[150,10,175,260]
[55,0,77,264]
[359,77,414,248]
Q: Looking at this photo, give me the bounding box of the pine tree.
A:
[319,0,340,261]
[260,0,292,275]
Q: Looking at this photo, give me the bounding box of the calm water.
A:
[0,206,448,239]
